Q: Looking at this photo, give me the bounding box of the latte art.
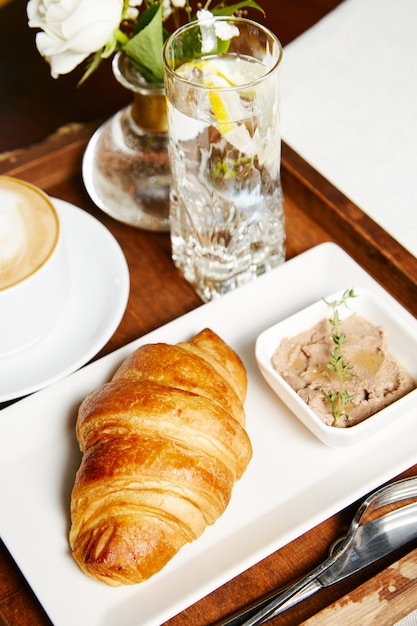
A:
[0,194,26,270]
[0,179,59,291]
[0,176,70,358]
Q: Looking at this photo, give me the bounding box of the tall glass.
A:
[163,16,285,302]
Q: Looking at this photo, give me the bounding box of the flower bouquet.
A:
[26,1,265,231]
[27,0,263,83]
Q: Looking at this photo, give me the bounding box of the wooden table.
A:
[1,1,417,625]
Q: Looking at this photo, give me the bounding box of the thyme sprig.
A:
[322,288,358,424]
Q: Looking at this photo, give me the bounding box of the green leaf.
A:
[78,49,103,86]
[123,4,164,83]
[133,3,161,35]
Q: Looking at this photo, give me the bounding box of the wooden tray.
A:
[2,122,415,319]
[0,122,416,626]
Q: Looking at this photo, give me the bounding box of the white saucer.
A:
[0,198,130,402]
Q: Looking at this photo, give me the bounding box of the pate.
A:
[271,312,416,427]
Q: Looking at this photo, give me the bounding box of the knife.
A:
[217,500,417,626]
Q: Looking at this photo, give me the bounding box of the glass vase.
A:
[82,53,170,231]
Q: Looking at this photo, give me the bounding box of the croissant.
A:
[69,328,252,586]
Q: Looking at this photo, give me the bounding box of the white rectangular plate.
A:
[1,242,416,626]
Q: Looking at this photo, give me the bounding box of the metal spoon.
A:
[218,475,417,626]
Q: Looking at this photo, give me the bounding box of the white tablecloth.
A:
[281,0,417,258]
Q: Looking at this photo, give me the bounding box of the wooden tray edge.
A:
[281,143,417,314]
[1,127,415,314]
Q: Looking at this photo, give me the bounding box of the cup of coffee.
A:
[0,176,70,357]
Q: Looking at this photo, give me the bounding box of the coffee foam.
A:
[0,179,59,290]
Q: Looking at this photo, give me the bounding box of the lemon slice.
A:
[197,58,279,170]
[192,58,254,151]
[208,91,235,133]
[175,57,272,162]
[197,60,239,135]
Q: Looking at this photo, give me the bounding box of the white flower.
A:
[197,9,213,22]
[214,21,239,42]
[161,0,173,19]
[197,10,239,54]
[125,2,143,22]
[171,0,186,7]
[197,10,216,53]
[27,0,124,78]
[125,8,139,20]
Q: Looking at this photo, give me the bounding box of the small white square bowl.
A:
[255,287,417,446]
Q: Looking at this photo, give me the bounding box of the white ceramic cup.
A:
[0,176,70,357]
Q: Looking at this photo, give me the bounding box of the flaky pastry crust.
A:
[69,329,252,586]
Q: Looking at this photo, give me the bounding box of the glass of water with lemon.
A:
[163,16,285,302]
